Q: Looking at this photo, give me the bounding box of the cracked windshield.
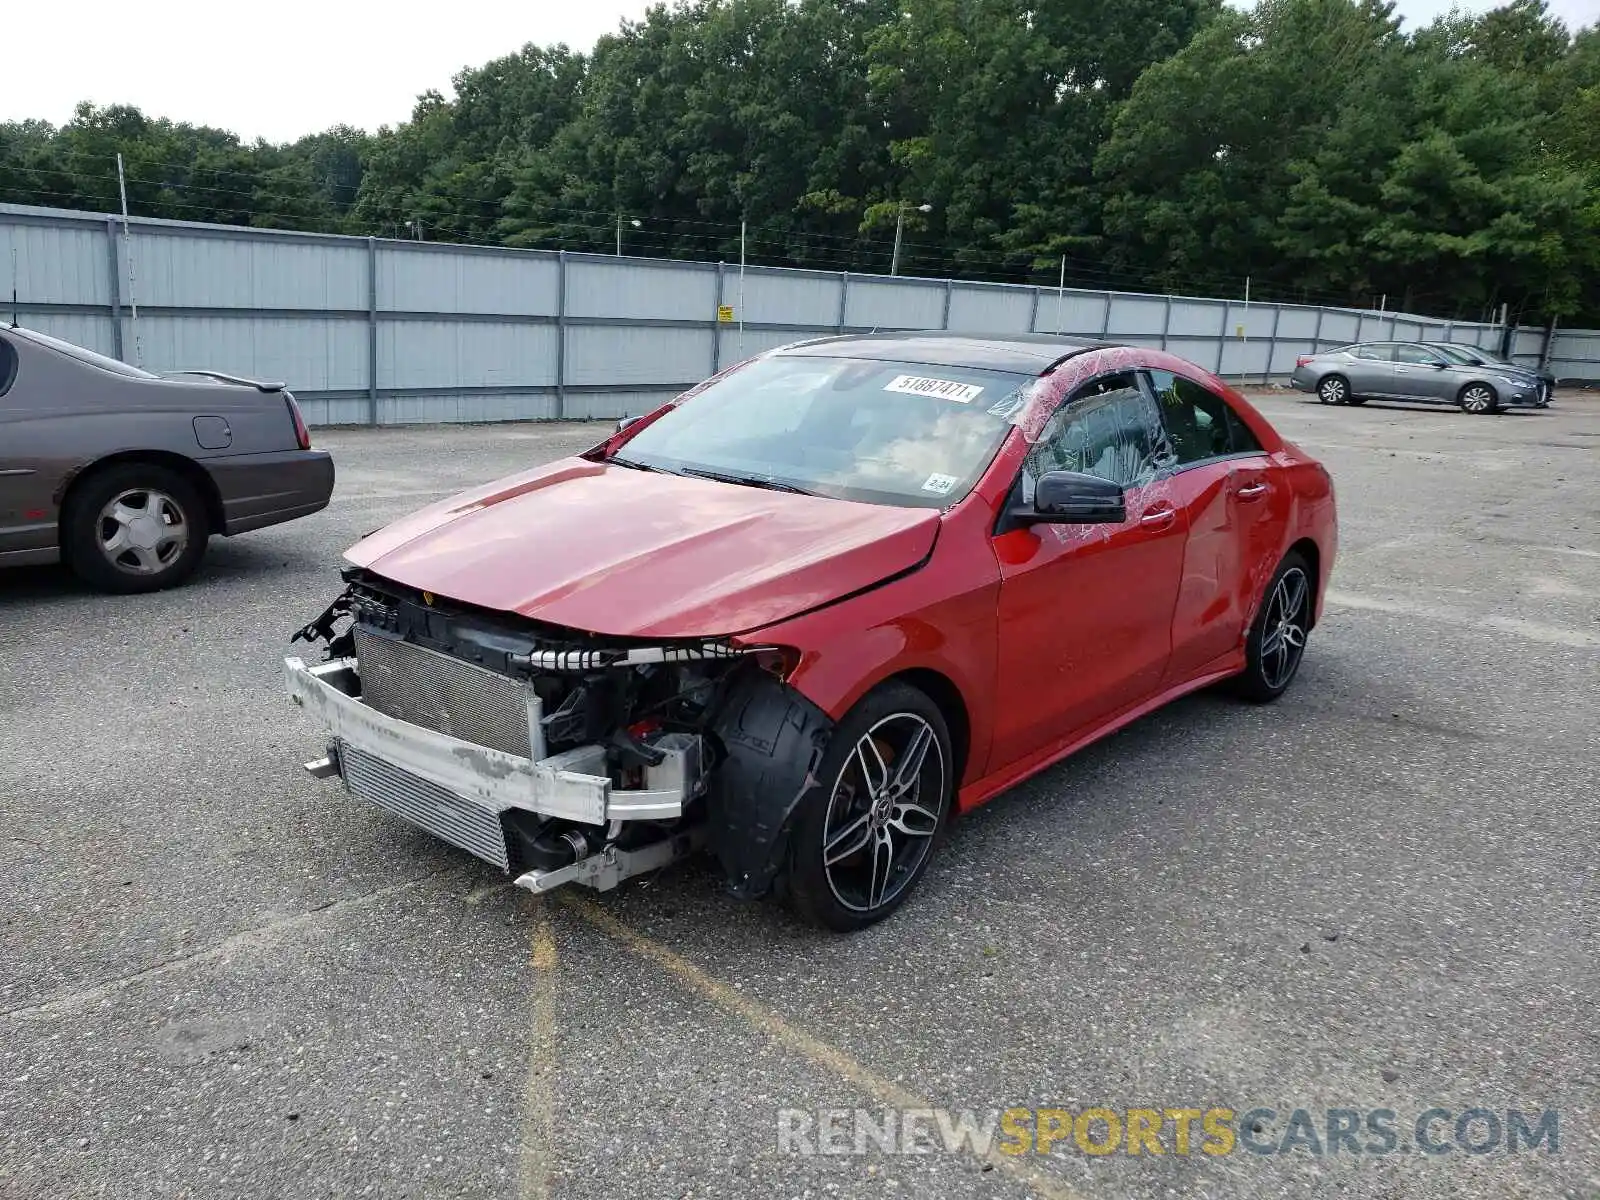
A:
[612,356,1031,507]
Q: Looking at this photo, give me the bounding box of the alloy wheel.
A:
[1318,378,1346,405]
[821,713,946,914]
[97,488,189,575]
[1259,567,1310,691]
[1461,385,1494,414]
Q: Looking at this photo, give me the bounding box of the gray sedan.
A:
[1434,342,1555,402]
[1290,341,1551,414]
[0,324,334,592]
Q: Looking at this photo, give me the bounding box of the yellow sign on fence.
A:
[717,305,735,323]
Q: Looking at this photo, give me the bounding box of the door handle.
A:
[1234,482,1268,500]
[1139,505,1176,529]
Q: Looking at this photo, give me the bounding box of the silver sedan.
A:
[1290,341,1551,414]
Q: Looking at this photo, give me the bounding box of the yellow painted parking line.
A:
[561,895,1088,1200]
[518,901,561,1200]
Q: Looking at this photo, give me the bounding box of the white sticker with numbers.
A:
[884,374,985,403]
[921,473,960,495]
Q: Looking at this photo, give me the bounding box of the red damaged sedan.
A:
[286,334,1336,930]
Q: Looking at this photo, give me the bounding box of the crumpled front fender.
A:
[705,670,835,900]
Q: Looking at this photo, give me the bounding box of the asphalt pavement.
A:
[2,390,1596,1199]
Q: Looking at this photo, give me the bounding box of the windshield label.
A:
[884,374,985,404]
[921,472,959,495]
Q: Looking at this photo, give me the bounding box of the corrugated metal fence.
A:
[2,202,1585,427]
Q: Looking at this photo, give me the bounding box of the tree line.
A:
[2,0,1595,324]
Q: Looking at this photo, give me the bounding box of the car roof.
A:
[774,331,1107,374]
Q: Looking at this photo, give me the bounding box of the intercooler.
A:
[339,741,510,869]
[352,626,532,758]
[287,622,710,882]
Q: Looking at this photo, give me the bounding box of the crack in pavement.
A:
[559,894,1089,1200]
[1324,589,1600,648]
[0,870,451,1022]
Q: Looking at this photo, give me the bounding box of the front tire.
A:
[62,462,210,594]
[1317,375,1349,405]
[1232,554,1314,704]
[1458,383,1499,415]
[784,682,953,931]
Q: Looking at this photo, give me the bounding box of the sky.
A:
[3,0,1596,144]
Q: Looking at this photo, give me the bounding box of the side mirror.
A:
[615,414,643,434]
[1025,471,1127,525]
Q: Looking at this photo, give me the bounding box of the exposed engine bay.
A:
[286,569,832,896]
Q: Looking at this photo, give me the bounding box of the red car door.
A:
[1146,369,1288,683]
[988,371,1188,770]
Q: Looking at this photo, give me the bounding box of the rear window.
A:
[8,326,156,379]
[0,334,17,396]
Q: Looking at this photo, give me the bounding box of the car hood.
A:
[344,458,941,639]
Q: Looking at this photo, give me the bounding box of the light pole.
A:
[616,214,641,256]
[890,201,933,276]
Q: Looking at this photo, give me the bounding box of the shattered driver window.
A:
[1020,372,1167,502]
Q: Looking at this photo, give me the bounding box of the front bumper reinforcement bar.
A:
[286,656,705,891]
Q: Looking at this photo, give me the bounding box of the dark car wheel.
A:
[784,681,953,932]
[1458,383,1499,415]
[1232,553,1314,704]
[63,462,210,594]
[1317,375,1349,405]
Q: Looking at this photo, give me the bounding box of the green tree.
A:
[1097,0,1405,301]
[1,0,1596,323]
[867,0,1222,280]
[1469,0,1570,73]
[497,0,899,267]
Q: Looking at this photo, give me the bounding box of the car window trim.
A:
[1161,448,1269,475]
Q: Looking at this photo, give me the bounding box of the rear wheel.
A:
[1232,553,1314,704]
[784,682,953,931]
[1316,375,1349,405]
[1458,383,1499,415]
[62,462,210,593]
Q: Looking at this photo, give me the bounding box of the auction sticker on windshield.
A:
[884,375,985,403]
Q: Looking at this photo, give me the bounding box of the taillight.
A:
[1296,356,1313,368]
[285,393,311,450]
